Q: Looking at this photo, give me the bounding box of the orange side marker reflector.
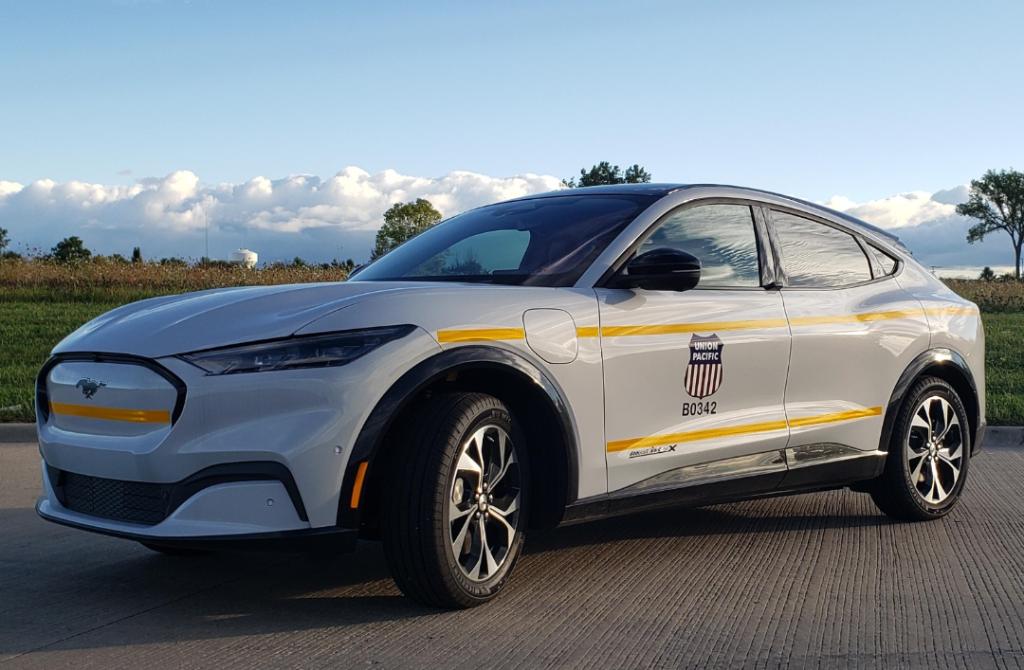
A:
[350,461,369,509]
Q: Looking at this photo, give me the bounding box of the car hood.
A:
[52,281,438,358]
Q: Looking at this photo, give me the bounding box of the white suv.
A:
[36,184,985,608]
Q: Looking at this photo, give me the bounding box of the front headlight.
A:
[180,325,415,375]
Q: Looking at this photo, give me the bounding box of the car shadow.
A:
[524,496,894,555]
[0,494,896,654]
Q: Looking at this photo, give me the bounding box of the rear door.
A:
[766,208,930,463]
[596,201,792,493]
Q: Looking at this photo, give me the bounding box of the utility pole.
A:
[204,205,209,263]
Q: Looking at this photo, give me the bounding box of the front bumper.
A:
[37,458,320,539]
[35,328,442,542]
[36,498,358,553]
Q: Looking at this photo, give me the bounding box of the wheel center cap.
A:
[478,500,488,512]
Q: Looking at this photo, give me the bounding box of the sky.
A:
[1,0,1022,267]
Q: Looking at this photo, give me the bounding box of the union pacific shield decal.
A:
[684,334,723,399]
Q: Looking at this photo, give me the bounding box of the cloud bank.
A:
[823,187,1012,270]
[0,168,563,263]
[0,167,1015,269]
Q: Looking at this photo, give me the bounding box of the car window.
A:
[772,211,872,287]
[867,245,898,277]
[354,194,657,287]
[637,204,761,288]
[410,229,531,276]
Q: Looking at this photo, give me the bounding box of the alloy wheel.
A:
[447,424,522,582]
[907,395,964,505]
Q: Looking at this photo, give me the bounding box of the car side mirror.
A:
[610,248,701,292]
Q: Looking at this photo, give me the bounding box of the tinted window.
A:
[867,245,898,277]
[637,204,761,288]
[773,211,872,287]
[355,195,656,286]
[410,229,531,277]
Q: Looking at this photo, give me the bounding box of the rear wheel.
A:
[381,392,527,608]
[871,377,971,520]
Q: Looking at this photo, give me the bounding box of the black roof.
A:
[514,183,687,198]
[510,182,903,247]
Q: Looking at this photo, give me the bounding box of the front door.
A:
[596,202,792,493]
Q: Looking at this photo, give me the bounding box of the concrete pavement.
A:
[1,429,1023,668]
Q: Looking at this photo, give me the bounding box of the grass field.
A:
[1,264,1022,425]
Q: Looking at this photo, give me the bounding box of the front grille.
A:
[57,471,171,525]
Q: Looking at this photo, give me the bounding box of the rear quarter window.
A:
[772,211,873,288]
[867,245,899,277]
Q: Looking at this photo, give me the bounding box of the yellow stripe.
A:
[788,406,882,428]
[578,305,977,340]
[923,306,979,318]
[575,318,788,338]
[443,307,977,343]
[436,328,525,343]
[607,419,789,452]
[597,318,789,338]
[50,402,171,424]
[788,309,920,327]
[607,406,882,453]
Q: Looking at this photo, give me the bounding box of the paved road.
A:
[3,433,1024,669]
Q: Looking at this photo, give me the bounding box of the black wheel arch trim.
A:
[336,345,581,528]
[881,347,982,454]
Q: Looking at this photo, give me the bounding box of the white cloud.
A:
[823,190,958,229]
[0,168,1016,270]
[823,186,1015,270]
[0,167,564,262]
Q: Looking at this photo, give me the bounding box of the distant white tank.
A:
[230,248,258,269]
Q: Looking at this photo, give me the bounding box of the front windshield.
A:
[353,194,657,287]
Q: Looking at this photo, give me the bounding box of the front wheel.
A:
[381,393,527,608]
[871,377,971,521]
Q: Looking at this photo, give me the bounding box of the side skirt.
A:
[561,445,886,526]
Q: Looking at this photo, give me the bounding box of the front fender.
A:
[336,345,580,529]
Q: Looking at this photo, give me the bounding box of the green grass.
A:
[980,312,1024,426]
[0,299,124,421]
[1,290,1023,425]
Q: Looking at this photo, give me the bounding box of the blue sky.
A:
[1,0,1022,266]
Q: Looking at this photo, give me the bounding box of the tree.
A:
[564,161,653,188]
[132,246,143,263]
[957,169,1024,279]
[371,198,443,260]
[979,266,996,281]
[0,227,8,253]
[51,236,92,263]
[623,164,652,184]
[159,257,188,266]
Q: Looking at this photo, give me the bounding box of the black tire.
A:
[139,542,211,556]
[871,376,971,521]
[381,392,528,608]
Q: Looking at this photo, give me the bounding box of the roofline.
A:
[494,182,905,249]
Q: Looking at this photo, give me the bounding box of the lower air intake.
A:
[58,471,171,525]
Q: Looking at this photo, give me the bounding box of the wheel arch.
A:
[336,346,580,534]
[881,348,981,455]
